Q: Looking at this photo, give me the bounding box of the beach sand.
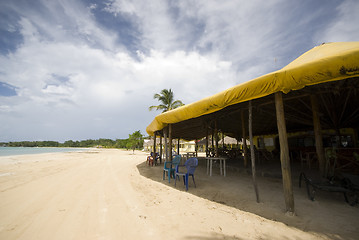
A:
[0,149,358,239]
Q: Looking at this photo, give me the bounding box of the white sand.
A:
[0,149,357,239]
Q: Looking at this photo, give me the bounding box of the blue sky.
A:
[0,0,358,142]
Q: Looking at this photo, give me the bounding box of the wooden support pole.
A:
[206,127,209,157]
[241,110,248,168]
[177,138,180,155]
[215,120,219,157]
[222,132,225,148]
[153,132,157,154]
[195,140,198,157]
[169,124,173,161]
[159,134,163,164]
[164,127,168,162]
[249,101,260,203]
[211,129,214,148]
[275,92,295,214]
[153,132,157,165]
[310,94,326,176]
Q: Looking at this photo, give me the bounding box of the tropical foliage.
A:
[149,88,184,112]
[2,131,144,150]
[126,130,144,152]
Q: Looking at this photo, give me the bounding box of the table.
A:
[181,152,197,164]
[204,157,227,177]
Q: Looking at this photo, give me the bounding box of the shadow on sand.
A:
[137,158,359,240]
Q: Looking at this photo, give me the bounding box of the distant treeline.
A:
[1,131,145,150]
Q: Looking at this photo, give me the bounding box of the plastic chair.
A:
[146,154,154,166]
[175,157,198,191]
[146,152,157,166]
[163,155,181,183]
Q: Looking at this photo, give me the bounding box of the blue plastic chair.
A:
[175,157,198,191]
[163,155,181,183]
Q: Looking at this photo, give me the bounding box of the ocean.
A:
[0,147,88,157]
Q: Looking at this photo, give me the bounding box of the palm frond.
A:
[149,88,183,112]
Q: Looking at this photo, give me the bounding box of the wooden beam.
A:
[320,93,338,128]
[297,98,312,112]
[283,103,315,121]
[275,92,295,214]
[339,89,352,121]
[249,101,260,203]
[241,110,248,168]
[256,93,310,108]
[310,94,326,176]
[342,106,359,126]
[279,112,314,126]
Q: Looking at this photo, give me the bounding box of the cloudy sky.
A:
[0,0,358,142]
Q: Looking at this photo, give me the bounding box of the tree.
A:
[148,88,184,112]
[127,130,144,153]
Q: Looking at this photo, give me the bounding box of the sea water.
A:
[0,147,87,157]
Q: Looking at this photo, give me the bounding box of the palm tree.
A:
[149,89,184,112]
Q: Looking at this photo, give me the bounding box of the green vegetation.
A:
[126,130,144,152]
[1,131,145,150]
[149,88,184,112]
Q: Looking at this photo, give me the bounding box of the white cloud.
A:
[7,0,120,51]
[104,0,183,51]
[1,0,358,141]
[0,18,237,141]
[317,0,359,42]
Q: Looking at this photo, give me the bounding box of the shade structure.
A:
[146,42,359,140]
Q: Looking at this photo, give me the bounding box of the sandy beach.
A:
[0,149,358,240]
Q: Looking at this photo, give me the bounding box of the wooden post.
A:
[164,127,168,162]
[177,138,180,155]
[241,110,248,168]
[249,101,260,203]
[215,120,219,157]
[275,92,295,214]
[153,132,157,154]
[211,129,214,148]
[159,134,163,164]
[153,132,157,165]
[311,94,325,176]
[169,124,173,161]
[222,132,225,148]
[195,139,198,156]
[206,127,209,157]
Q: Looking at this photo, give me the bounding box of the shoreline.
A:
[0,146,97,158]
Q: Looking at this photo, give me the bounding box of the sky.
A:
[0,0,358,142]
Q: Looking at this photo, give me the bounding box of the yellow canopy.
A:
[146,42,359,136]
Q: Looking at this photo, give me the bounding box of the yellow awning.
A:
[146,42,359,136]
